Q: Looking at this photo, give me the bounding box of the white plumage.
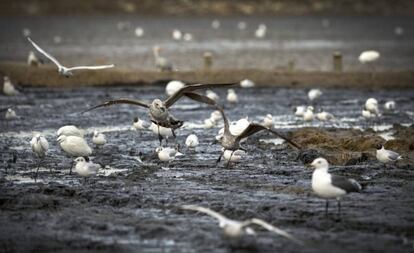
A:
[156,147,183,162]
[57,125,85,137]
[316,111,334,121]
[3,76,19,96]
[172,29,182,40]
[27,51,41,66]
[92,130,107,147]
[384,101,396,111]
[30,134,49,158]
[376,145,402,164]
[240,79,255,88]
[262,114,274,128]
[211,19,221,29]
[226,89,238,104]
[185,134,199,148]
[134,27,144,37]
[223,149,245,162]
[365,98,379,115]
[255,24,267,38]
[57,135,92,157]
[149,122,174,140]
[74,157,100,177]
[303,106,314,121]
[294,106,307,117]
[206,89,219,102]
[165,80,185,96]
[204,118,216,129]
[5,108,17,120]
[308,89,322,101]
[359,50,380,64]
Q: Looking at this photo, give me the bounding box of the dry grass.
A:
[1,61,414,89]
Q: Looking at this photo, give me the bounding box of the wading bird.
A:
[153,46,174,72]
[30,134,49,180]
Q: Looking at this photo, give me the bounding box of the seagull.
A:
[237,21,247,30]
[181,205,302,244]
[210,110,222,122]
[153,46,174,72]
[240,79,255,88]
[22,28,31,37]
[149,122,174,142]
[92,130,106,147]
[223,149,245,162]
[226,89,238,104]
[255,24,267,38]
[206,89,220,102]
[303,106,314,121]
[30,134,49,180]
[183,33,193,42]
[156,147,183,162]
[5,108,17,120]
[74,157,100,183]
[172,29,182,40]
[308,89,322,102]
[84,83,235,145]
[310,157,362,216]
[211,19,221,29]
[206,104,301,168]
[3,76,19,96]
[166,80,185,96]
[359,50,380,64]
[262,114,274,128]
[132,117,149,134]
[384,101,396,111]
[134,27,144,37]
[57,125,85,137]
[185,134,199,149]
[294,106,307,117]
[204,118,216,129]
[362,109,376,120]
[375,144,402,165]
[27,51,42,66]
[316,111,334,121]
[365,98,379,115]
[57,135,92,174]
[27,37,114,77]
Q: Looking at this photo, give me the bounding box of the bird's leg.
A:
[216,152,223,164]
[157,125,163,146]
[226,151,235,169]
[69,160,75,175]
[34,158,41,182]
[325,200,329,217]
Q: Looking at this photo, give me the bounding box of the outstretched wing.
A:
[246,218,303,245]
[164,82,236,108]
[183,92,217,106]
[82,99,149,114]
[181,205,228,224]
[67,64,115,71]
[27,37,62,68]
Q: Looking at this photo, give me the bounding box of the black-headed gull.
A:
[375,144,402,165]
[74,157,100,183]
[3,76,19,96]
[57,135,92,174]
[92,130,107,147]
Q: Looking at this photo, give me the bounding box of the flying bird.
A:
[27,37,114,77]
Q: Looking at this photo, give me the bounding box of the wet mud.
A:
[1,86,413,252]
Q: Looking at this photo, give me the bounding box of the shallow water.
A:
[0,85,413,252]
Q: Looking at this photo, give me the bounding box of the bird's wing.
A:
[181,205,228,224]
[82,99,149,113]
[183,92,217,106]
[215,106,230,134]
[386,150,401,160]
[246,218,303,245]
[39,137,49,151]
[27,37,62,67]
[331,175,362,193]
[164,82,236,108]
[66,64,115,71]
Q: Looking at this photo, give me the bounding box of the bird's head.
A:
[74,157,86,163]
[56,135,66,143]
[155,147,163,153]
[152,99,166,112]
[93,130,99,137]
[310,157,329,170]
[375,143,383,150]
[307,106,314,111]
[133,117,139,123]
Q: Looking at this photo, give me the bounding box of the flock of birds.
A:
[0,20,406,245]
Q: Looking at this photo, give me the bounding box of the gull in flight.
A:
[181,205,302,244]
[27,37,114,77]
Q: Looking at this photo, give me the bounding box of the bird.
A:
[237,21,247,30]
[229,117,250,136]
[365,98,379,115]
[310,157,362,216]
[183,33,193,42]
[132,117,149,133]
[149,122,174,142]
[27,51,41,66]
[92,130,106,148]
[359,50,380,64]
[375,144,402,165]
[303,106,314,121]
[84,83,235,145]
[223,149,245,162]
[30,134,49,180]
[181,205,302,244]
[5,108,17,120]
[226,89,238,104]
[210,110,222,122]
[172,29,182,40]
[53,36,62,44]
[316,111,334,121]
[308,89,322,102]
[165,80,185,96]
[73,157,100,183]
[240,79,255,88]
[156,147,183,162]
[207,105,301,168]
[134,27,144,37]
[153,46,174,72]
[185,134,199,149]
[204,118,216,129]
[57,125,85,137]
[22,28,31,37]
[211,19,221,29]
[262,114,274,128]
[294,106,307,117]
[362,109,376,120]
[57,135,92,174]
[384,101,396,111]
[206,89,220,102]
[3,76,19,96]
[255,24,267,38]
[27,37,114,77]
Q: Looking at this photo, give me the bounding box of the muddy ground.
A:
[0,85,413,253]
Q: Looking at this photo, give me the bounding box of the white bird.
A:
[255,24,267,38]
[156,147,183,162]
[294,106,307,117]
[181,205,302,243]
[183,33,193,42]
[240,79,255,88]
[237,21,247,30]
[165,80,185,96]
[206,89,219,102]
[27,51,41,66]
[310,157,362,216]
[375,144,402,165]
[185,134,199,149]
[132,117,148,131]
[27,37,114,77]
[153,45,174,72]
[303,106,314,121]
[211,19,221,29]
[5,108,17,120]
[149,122,174,141]
[3,76,19,96]
[57,135,92,174]
[30,134,49,179]
[223,149,245,162]
[262,114,274,128]
[74,157,100,181]
[134,27,144,37]
[316,111,334,121]
[308,89,322,102]
[226,89,238,104]
[229,117,250,136]
[204,118,216,129]
[172,29,182,40]
[210,110,222,122]
[57,125,85,137]
[359,50,380,64]
[22,28,31,37]
[362,109,376,120]
[365,98,379,115]
[384,101,396,111]
[53,36,62,44]
[92,130,106,147]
